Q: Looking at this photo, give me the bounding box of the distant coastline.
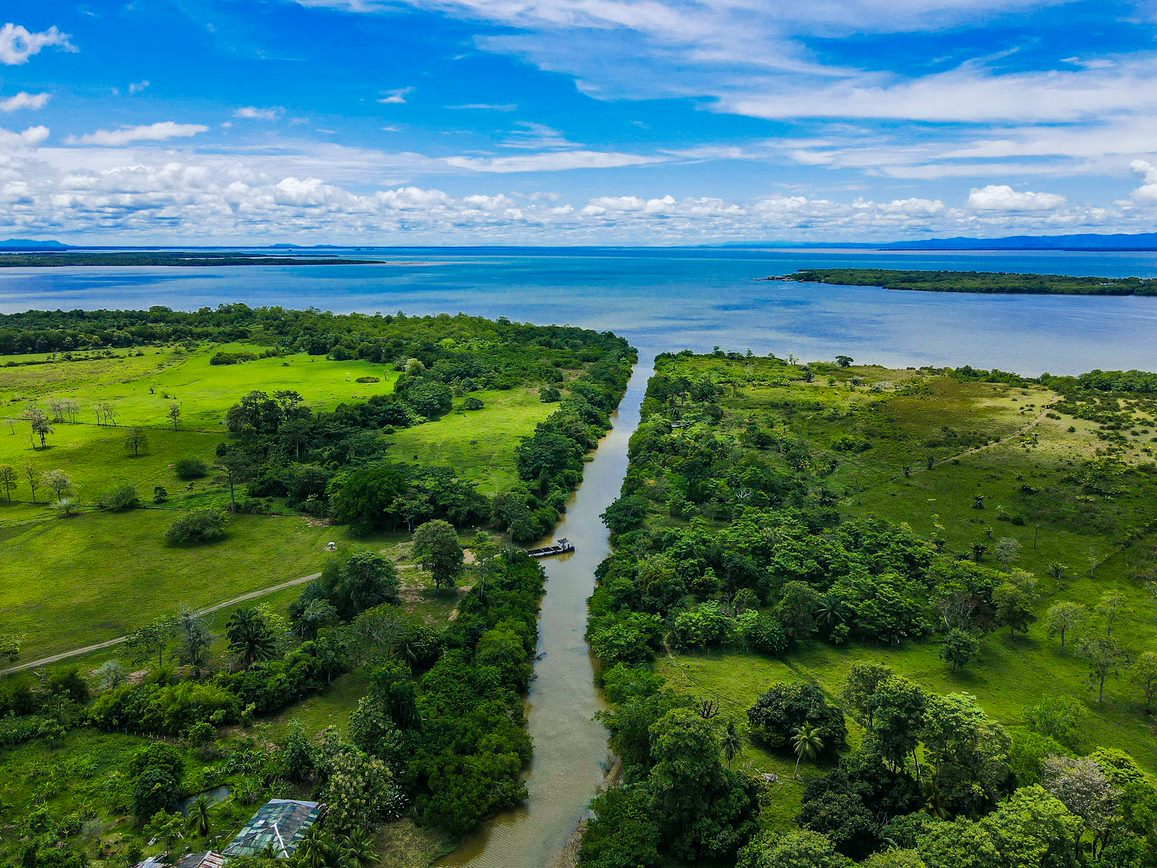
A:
[0,251,384,268]
[775,268,1157,296]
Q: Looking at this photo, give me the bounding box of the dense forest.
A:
[782,269,1157,296]
[582,350,1157,867]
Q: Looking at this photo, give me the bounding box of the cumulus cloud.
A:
[967,184,1067,211]
[0,23,76,65]
[1130,159,1157,202]
[69,122,210,146]
[235,106,284,120]
[0,124,49,151]
[0,91,51,112]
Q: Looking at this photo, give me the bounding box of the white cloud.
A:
[70,122,210,146]
[128,80,150,95]
[1130,159,1157,202]
[234,106,284,120]
[444,149,663,172]
[448,103,518,111]
[0,91,51,112]
[0,23,76,65]
[0,124,49,151]
[967,184,1067,211]
[378,88,413,105]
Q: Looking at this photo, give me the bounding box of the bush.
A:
[739,612,792,656]
[356,376,381,384]
[539,385,562,403]
[462,396,484,410]
[165,508,227,545]
[98,484,140,512]
[174,457,209,480]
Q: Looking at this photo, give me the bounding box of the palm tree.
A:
[340,831,379,866]
[791,721,824,780]
[722,720,742,770]
[293,827,335,867]
[225,607,277,668]
[187,795,211,838]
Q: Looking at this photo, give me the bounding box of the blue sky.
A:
[2,0,1156,243]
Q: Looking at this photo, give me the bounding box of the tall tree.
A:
[23,464,40,503]
[124,427,149,457]
[1078,635,1128,703]
[41,468,72,502]
[0,463,17,502]
[412,519,464,592]
[1046,602,1087,653]
[214,448,253,512]
[226,607,277,668]
[792,722,824,780]
[167,402,182,430]
[177,609,213,675]
[25,407,52,448]
[1131,651,1157,709]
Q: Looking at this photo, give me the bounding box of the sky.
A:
[2,0,1157,244]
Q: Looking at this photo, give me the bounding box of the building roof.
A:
[175,854,226,868]
[222,799,322,858]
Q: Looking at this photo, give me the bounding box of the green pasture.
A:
[386,387,553,494]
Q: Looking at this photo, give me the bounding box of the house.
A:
[222,798,323,858]
[175,854,227,868]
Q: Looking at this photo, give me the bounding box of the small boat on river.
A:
[526,538,575,558]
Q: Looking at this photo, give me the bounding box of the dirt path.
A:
[1,572,321,676]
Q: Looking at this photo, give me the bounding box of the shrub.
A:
[355,376,381,384]
[462,396,484,410]
[539,385,562,403]
[739,611,792,656]
[98,484,140,512]
[174,457,209,480]
[671,602,734,649]
[165,508,227,545]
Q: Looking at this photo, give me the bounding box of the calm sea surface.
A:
[2,246,1156,374]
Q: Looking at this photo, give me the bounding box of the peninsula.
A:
[777,268,1157,296]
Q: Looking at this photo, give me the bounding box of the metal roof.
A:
[221,799,322,858]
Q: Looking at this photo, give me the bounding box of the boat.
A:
[525,538,575,558]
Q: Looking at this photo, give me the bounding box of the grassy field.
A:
[386,387,555,495]
[0,341,546,661]
[630,353,1157,801]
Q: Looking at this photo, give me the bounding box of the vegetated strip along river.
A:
[438,363,652,868]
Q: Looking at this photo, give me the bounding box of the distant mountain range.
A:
[6,233,1157,251]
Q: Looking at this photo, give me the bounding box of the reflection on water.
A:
[437,365,650,868]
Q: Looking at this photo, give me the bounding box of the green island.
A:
[0,305,633,865]
[780,268,1157,296]
[0,252,383,267]
[583,351,1157,867]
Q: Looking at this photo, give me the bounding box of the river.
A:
[439,364,651,868]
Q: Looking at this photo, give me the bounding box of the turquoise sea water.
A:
[2,246,1156,374]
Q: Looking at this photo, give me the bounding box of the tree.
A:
[748,683,846,756]
[188,795,212,838]
[214,447,253,512]
[1046,602,1087,653]
[941,628,980,671]
[1025,696,1086,752]
[1078,635,1128,703]
[777,580,823,639]
[226,607,278,668]
[25,406,53,447]
[0,463,17,502]
[412,519,464,592]
[842,662,895,731]
[1094,590,1128,638]
[871,676,928,776]
[792,722,824,779]
[993,573,1037,640]
[127,615,178,668]
[167,402,182,431]
[320,746,404,834]
[737,829,850,868]
[979,785,1082,868]
[994,537,1022,567]
[124,427,149,456]
[835,355,853,368]
[177,609,213,675]
[1042,756,1120,859]
[23,464,40,502]
[1130,651,1157,709]
[921,692,1012,818]
[339,830,379,866]
[42,468,72,502]
[723,719,743,770]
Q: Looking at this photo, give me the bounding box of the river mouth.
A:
[437,364,651,868]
